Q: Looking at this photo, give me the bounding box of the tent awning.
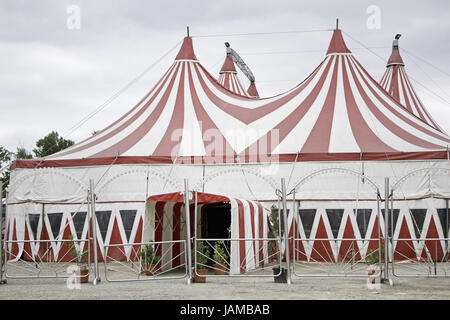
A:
[147,191,229,204]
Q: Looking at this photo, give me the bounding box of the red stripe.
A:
[310,216,335,262]
[248,201,257,266]
[153,63,186,156]
[348,58,444,149]
[90,63,183,158]
[391,66,400,101]
[11,150,449,169]
[154,202,165,259]
[172,202,183,267]
[341,57,398,152]
[230,75,236,93]
[256,202,264,265]
[235,199,246,273]
[301,55,340,153]
[107,217,126,262]
[398,68,414,114]
[224,73,230,90]
[130,217,143,261]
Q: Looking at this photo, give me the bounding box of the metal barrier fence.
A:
[4,238,91,280]
[292,238,384,278]
[102,239,188,282]
[193,237,282,278]
[390,237,449,277]
[2,179,101,284]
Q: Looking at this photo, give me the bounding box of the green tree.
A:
[0,146,12,197]
[0,146,34,197]
[33,131,74,158]
[16,147,33,160]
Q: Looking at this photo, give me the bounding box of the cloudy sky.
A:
[1,0,449,153]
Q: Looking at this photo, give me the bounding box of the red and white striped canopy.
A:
[218,56,251,97]
[380,43,443,132]
[15,29,450,169]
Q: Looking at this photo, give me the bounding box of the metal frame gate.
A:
[193,179,285,281]
[102,179,190,283]
[1,179,100,284]
[289,168,387,281]
[389,168,450,278]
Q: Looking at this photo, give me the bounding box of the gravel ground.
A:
[0,262,449,300]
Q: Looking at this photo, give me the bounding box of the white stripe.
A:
[273,56,338,154]
[329,55,360,152]
[123,62,185,156]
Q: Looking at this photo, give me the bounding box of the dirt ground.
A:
[0,262,449,300]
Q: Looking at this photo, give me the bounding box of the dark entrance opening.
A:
[202,203,231,239]
[201,203,232,267]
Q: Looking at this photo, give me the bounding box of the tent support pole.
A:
[281,178,291,285]
[184,179,193,284]
[376,190,383,275]
[0,182,4,284]
[445,199,448,253]
[89,179,101,285]
[291,189,297,269]
[383,178,390,284]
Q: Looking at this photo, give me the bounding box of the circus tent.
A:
[6,28,449,266]
[218,55,251,97]
[379,36,444,132]
[10,30,450,168]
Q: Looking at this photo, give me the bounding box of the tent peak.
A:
[386,34,405,67]
[326,29,351,55]
[247,82,259,98]
[220,55,237,73]
[175,36,197,61]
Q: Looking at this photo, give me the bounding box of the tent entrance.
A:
[202,203,231,239]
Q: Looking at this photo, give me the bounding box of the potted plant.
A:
[68,236,89,283]
[365,245,384,284]
[140,242,161,276]
[193,241,209,283]
[212,241,229,275]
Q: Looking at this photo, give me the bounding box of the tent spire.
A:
[326,23,351,55]
[187,26,190,37]
[386,34,404,67]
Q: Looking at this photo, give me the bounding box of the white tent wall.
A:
[5,158,449,264]
[8,160,449,205]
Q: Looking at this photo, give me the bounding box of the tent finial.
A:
[187,26,190,37]
[336,18,339,30]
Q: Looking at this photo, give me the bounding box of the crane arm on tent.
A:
[225,42,255,84]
